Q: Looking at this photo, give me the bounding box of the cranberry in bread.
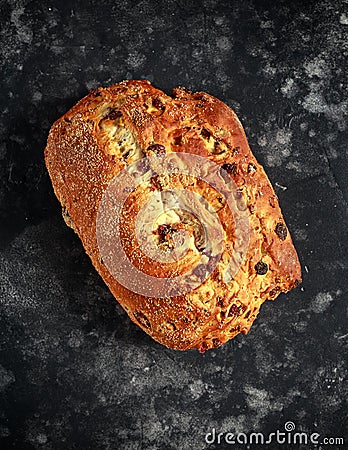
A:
[45,80,301,352]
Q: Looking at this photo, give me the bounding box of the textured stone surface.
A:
[0,0,347,449]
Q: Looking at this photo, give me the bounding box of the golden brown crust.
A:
[45,80,301,352]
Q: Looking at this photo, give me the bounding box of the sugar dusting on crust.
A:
[44,80,301,352]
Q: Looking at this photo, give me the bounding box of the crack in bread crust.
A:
[45,80,301,352]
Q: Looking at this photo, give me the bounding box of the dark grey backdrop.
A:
[0,0,347,449]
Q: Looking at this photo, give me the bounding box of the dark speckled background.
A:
[1,0,347,449]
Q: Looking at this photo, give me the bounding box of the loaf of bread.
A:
[45,80,301,352]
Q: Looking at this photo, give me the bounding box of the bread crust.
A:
[45,80,301,352]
